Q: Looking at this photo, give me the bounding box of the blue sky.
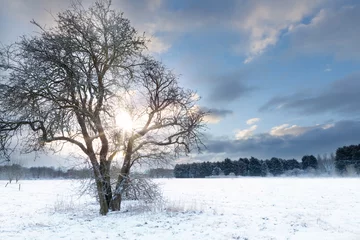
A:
[1,0,360,166]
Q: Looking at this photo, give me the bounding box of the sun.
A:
[115,110,133,132]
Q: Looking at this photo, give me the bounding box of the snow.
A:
[1,178,360,239]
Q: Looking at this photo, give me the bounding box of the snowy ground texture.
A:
[1,178,359,240]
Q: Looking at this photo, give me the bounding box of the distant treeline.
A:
[335,144,360,174]
[146,168,174,178]
[174,156,315,178]
[174,143,360,178]
[0,165,92,182]
[1,144,359,181]
[0,164,174,182]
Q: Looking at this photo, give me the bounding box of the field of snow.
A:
[1,178,359,240]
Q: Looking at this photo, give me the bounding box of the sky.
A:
[0,0,360,167]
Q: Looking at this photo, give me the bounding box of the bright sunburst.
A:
[115,110,133,132]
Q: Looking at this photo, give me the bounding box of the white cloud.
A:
[147,0,163,12]
[270,124,307,136]
[269,123,334,137]
[233,0,325,63]
[322,123,334,129]
[204,115,222,124]
[146,36,171,54]
[1,0,69,32]
[5,0,349,61]
[236,125,257,139]
[2,0,172,54]
[246,118,260,125]
[289,5,360,60]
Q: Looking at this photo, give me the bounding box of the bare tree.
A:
[13,164,24,183]
[5,164,15,184]
[3,162,23,184]
[317,153,336,175]
[0,0,206,215]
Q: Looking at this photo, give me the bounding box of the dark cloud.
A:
[202,107,233,117]
[205,120,360,160]
[207,71,255,103]
[200,107,233,124]
[289,5,360,60]
[208,80,253,103]
[260,73,360,115]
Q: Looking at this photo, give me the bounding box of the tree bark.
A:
[95,177,109,215]
[110,168,129,211]
[111,138,134,211]
[110,188,122,211]
[100,160,112,207]
[89,153,110,215]
[111,141,133,211]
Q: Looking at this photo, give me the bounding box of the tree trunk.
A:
[95,177,109,215]
[111,173,125,211]
[111,166,131,211]
[110,190,122,211]
[100,160,112,207]
[90,155,110,215]
[111,138,133,211]
[104,176,112,206]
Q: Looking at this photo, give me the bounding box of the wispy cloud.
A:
[269,123,333,137]
[233,0,326,63]
[206,71,255,103]
[289,5,360,60]
[246,118,260,125]
[236,125,257,140]
[260,73,360,115]
[202,107,233,124]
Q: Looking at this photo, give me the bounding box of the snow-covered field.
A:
[1,178,359,240]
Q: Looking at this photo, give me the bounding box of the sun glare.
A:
[115,111,133,132]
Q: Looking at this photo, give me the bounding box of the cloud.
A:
[0,0,175,53]
[146,36,171,54]
[233,0,326,63]
[0,0,70,44]
[3,0,344,61]
[113,0,237,54]
[2,0,69,22]
[246,118,260,125]
[208,80,253,103]
[260,73,360,115]
[104,0,174,54]
[205,70,255,103]
[288,5,360,60]
[205,120,360,160]
[123,0,327,61]
[202,107,233,124]
[123,0,359,60]
[269,123,333,137]
[235,125,257,140]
